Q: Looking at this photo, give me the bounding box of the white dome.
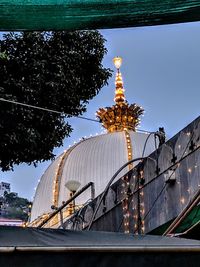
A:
[31,130,157,222]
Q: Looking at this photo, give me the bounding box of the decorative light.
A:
[96,57,144,133]
[180,197,185,204]
[113,57,122,69]
[121,175,130,233]
[65,180,81,193]
[52,152,67,207]
[65,179,81,215]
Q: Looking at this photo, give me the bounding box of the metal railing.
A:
[38,182,95,228]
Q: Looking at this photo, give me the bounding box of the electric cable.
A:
[0,96,153,133]
[0,97,99,123]
[141,132,156,158]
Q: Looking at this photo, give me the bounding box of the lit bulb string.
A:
[117,172,141,233]
[119,174,139,233]
[0,97,153,134]
[133,129,197,234]
[121,175,131,233]
[117,128,199,234]
[134,131,158,233]
[117,171,144,234]
[52,152,67,208]
[122,126,144,234]
[138,170,145,234]
[133,133,159,233]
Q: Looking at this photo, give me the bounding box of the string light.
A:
[180,197,185,205]
[131,173,138,233]
[124,130,133,169]
[139,168,145,234]
[121,175,130,233]
[52,152,67,207]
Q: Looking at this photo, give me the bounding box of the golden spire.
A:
[113,57,125,103]
[96,57,144,133]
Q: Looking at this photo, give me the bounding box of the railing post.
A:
[91,182,95,200]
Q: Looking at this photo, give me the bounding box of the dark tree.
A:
[2,192,31,221]
[0,31,111,171]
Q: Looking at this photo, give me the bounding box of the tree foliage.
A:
[2,192,31,221]
[0,31,111,171]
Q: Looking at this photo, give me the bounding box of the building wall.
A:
[0,182,10,196]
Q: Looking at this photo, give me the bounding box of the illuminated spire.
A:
[113,57,125,103]
[96,57,144,133]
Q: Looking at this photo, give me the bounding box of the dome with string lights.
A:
[30,57,157,224]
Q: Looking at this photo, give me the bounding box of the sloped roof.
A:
[0,226,199,250]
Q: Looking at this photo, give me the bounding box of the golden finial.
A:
[96,57,144,133]
[113,57,125,103]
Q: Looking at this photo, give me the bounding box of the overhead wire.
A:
[0,97,100,123]
[0,97,152,133]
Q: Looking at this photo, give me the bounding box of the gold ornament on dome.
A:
[96,57,144,133]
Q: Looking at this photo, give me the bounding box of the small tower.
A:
[96,57,144,132]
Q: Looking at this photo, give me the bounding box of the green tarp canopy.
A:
[149,205,200,238]
[1,1,200,31]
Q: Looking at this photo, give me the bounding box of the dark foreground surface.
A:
[0,251,200,267]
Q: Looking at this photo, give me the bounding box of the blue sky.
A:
[1,21,200,200]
